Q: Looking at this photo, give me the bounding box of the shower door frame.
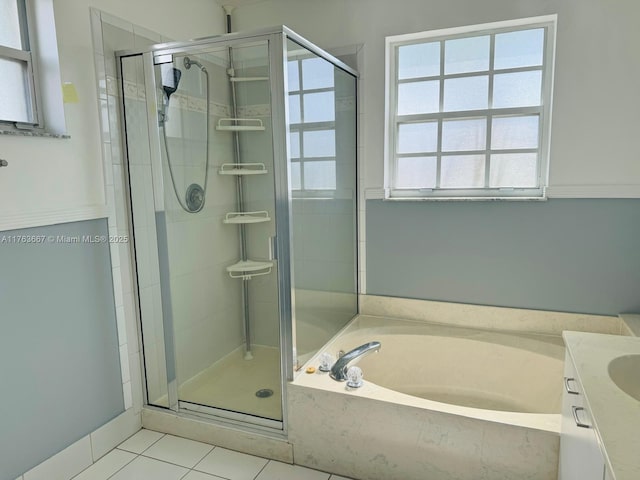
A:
[116,25,359,435]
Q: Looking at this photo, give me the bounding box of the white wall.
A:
[0,0,224,230]
[0,2,227,478]
[234,0,640,198]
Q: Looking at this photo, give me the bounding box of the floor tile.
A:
[109,456,188,480]
[142,434,214,468]
[195,447,268,480]
[182,471,227,480]
[255,461,330,480]
[72,449,136,480]
[117,429,164,454]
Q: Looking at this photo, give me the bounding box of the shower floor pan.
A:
[178,345,283,422]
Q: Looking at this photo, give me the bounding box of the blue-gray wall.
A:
[367,199,640,316]
[0,219,124,480]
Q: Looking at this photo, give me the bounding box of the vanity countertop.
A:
[563,331,640,480]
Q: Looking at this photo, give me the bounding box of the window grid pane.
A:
[289,56,339,194]
[494,29,545,70]
[0,0,24,50]
[398,42,440,79]
[0,57,32,123]
[440,155,486,188]
[392,24,548,195]
[444,35,490,75]
[396,156,437,189]
[397,121,438,154]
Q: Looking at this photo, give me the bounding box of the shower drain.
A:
[255,388,274,398]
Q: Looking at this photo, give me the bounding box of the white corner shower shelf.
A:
[223,211,271,224]
[218,163,268,175]
[227,260,273,280]
[216,118,265,131]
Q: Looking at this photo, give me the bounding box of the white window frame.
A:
[0,0,44,129]
[384,15,557,200]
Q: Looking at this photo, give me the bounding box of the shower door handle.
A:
[269,236,277,260]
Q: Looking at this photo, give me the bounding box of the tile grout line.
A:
[100,439,351,480]
[138,451,212,471]
[109,430,350,480]
[191,457,234,480]
[117,430,166,455]
[252,459,271,480]
[88,434,95,463]
[103,451,138,480]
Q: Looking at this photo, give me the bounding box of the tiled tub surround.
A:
[289,298,626,480]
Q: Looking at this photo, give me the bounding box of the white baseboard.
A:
[19,409,141,480]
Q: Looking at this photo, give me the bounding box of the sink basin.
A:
[608,354,640,402]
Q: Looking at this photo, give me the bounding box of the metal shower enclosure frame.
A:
[115,25,359,434]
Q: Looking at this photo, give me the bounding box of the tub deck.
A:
[289,314,566,480]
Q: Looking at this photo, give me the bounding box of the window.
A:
[288,51,337,194]
[0,0,42,128]
[385,16,556,199]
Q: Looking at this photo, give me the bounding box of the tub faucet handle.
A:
[319,352,333,372]
[346,366,364,388]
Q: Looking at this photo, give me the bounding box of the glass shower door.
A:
[285,39,359,368]
[124,39,283,426]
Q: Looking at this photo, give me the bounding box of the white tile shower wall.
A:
[91,8,141,423]
[233,64,281,350]
[120,58,168,405]
[243,213,279,349]
[89,7,166,457]
[161,55,247,385]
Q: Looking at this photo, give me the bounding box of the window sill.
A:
[0,129,70,139]
[364,188,548,201]
[384,196,548,202]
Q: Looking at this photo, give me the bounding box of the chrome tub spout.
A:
[330,341,381,381]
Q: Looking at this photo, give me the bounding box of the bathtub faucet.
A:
[330,341,381,381]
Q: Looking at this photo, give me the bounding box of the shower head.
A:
[162,67,182,101]
[184,56,207,72]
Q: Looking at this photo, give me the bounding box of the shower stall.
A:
[117,26,358,431]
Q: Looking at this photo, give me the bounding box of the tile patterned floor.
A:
[71,429,353,480]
